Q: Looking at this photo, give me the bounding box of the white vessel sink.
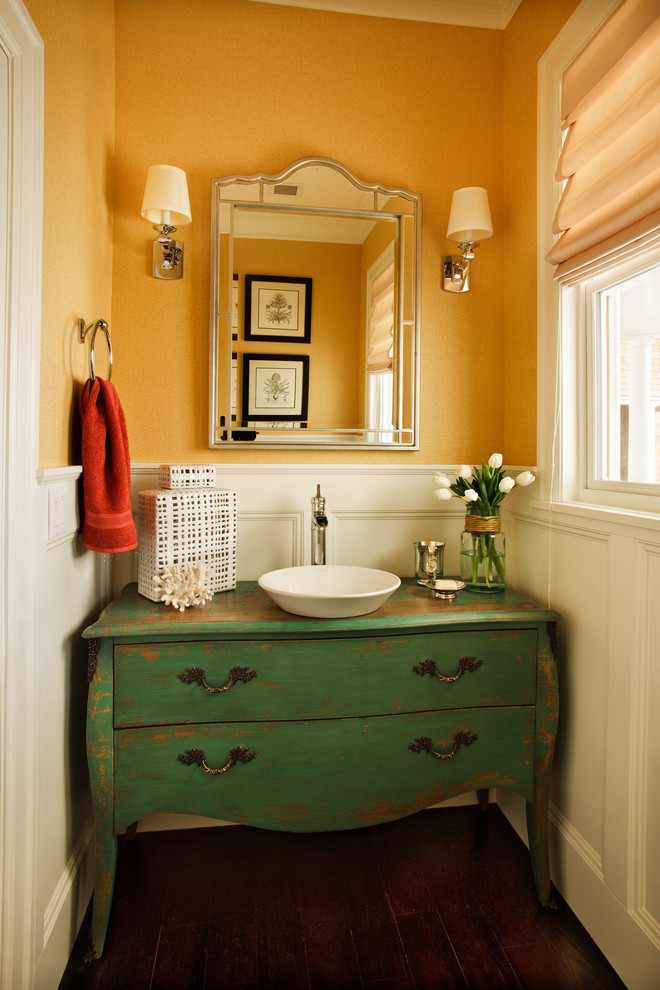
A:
[258,565,401,618]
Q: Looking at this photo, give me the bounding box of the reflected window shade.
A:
[367,262,395,374]
[547,0,660,283]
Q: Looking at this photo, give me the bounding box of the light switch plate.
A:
[48,485,68,539]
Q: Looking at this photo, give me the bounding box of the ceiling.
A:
[244,0,523,30]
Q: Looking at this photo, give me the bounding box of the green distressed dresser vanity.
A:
[83,579,561,960]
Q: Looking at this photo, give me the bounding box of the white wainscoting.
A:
[499,492,660,990]
[114,463,467,591]
[33,468,112,990]
[634,541,660,945]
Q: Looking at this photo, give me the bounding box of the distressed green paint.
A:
[113,706,535,833]
[526,621,560,907]
[82,580,561,959]
[113,629,537,727]
[84,581,560,639]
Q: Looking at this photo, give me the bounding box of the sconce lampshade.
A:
[141,164,192,227]
[446,187,493,243]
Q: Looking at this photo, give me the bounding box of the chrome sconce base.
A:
[443,255,471,292]
[443,241,477,292]
[153,225,184,280]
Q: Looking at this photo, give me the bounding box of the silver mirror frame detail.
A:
[209,157,421,450]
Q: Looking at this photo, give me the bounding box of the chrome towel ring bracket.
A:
[78,318,113,381]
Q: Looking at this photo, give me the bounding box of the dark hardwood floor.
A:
[59,805,625,990]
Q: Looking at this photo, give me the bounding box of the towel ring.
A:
[78,318,113,382]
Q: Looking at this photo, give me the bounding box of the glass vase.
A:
[460,508,505,593]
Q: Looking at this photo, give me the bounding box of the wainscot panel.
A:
[499,492,660,990]
[34,469,112,989]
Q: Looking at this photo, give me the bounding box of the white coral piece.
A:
[153,563,213,611]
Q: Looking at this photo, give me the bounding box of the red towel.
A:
[79,377,137,553]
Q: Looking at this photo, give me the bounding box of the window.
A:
[539,0,660,512]
[587,256,660,494]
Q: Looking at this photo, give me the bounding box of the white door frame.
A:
[0,1,43,986]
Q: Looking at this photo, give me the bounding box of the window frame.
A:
[585,253,660,500]
[558,254,660,515]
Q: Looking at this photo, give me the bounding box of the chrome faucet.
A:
[311,484,328,565]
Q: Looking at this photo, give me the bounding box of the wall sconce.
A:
[141,164,192,280]
[443,186,493,292]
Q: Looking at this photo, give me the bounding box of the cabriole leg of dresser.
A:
[526,621,560,908]
[85,636,116,960]
[85,830,117,961]
[525,796,555,907]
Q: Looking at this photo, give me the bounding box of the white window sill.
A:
[528,497,660,534]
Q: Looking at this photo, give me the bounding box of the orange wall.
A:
[502,0,581,462]
[31,0,580,468]
[28,0,115,467]
[112,0,505,465]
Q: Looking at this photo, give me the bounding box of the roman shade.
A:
[366,261,395,374]
[547,0,660,284]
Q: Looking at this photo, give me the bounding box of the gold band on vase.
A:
[464,514,501,533]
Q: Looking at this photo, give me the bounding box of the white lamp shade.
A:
[446,186,493,242]
[141,164,192,226]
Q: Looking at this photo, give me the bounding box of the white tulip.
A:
[499,477,515,493]
[434,488,453,501]
[488,453,503,469]
[515,471,536,487]
[458,465,473,480]
[433,472,452,488]
[463,489,479,503]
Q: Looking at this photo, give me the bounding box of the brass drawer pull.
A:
[177,746,257,776]
[409,730,478,760]
[177,665,257,693]
[412,656,482,682]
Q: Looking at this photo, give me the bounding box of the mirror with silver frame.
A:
[209,158,421,449]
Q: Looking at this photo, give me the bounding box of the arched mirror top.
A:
[209,158,421,449]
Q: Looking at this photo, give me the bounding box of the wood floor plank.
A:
[304,930,362,990]
[370,816,439,919]
[99,834,168,990]
[370,814,468,987]
[395,909,467,989]
[452,810,554,952]
[412,814,524,989]
[294,833,364,988]
[148,922,207,990]
[251,831,310,990]
[201,924,260,990]
[302,825,414,988]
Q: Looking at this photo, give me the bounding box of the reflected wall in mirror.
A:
[209,158,421,448]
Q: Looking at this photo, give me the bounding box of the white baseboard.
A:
[33,819,95,990]
[42,817,94,946]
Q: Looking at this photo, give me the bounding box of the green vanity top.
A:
[84,578,560,639]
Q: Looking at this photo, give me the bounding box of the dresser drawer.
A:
[113,705,535,831]
[113,630,537,728]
